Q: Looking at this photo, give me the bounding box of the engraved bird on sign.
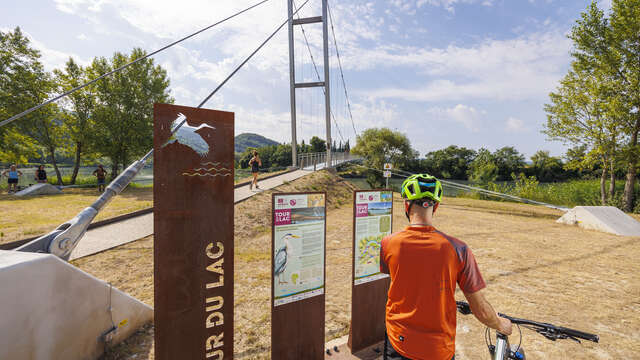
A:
[163,113,215,157]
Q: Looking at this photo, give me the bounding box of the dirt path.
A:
[73,175,639,359]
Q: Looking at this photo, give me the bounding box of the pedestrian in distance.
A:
[249,150,262,191]
[93,164,108,192]
[2,164,23,193]
[380,173,512,360]
[35,165,47,184]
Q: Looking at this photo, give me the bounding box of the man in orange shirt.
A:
[380,174,512,360]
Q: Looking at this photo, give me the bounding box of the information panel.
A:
[154,104,234,360]
[349,189,393,354]
[354,190,393,285]
[272,192,326,359]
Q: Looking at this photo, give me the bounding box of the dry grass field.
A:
[68,171,639,359]
[0,168,288,245]
[0,187,152,244]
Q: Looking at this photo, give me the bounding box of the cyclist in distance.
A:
[380,173,512,360]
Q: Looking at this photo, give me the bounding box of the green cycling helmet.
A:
[401,173,443,203]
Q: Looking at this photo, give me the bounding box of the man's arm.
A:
[463,289,512,335]
[379,236,389,274]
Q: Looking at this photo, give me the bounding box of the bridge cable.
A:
[0,0,272,128]
[140,0,313,161]
[292,0,345,145]
[327,0,357,138]
[350,163,568,211]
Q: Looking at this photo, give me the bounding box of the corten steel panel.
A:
[271,192,326,360]
[349,190,392,353]
[154,103,234,360]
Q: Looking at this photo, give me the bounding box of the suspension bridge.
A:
[2,1,637,359]
[0,1,370,359]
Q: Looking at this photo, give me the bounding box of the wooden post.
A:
[154,103,235,360]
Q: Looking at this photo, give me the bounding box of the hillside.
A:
[235,133,279,153]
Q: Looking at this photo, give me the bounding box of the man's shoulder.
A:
[433,229,467,248]
[381,229,407,247]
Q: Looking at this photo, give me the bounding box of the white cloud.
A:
[426,104,483,132]
[505,117,528,133]
[390,0,494,14]
[360,30,570,102]
[76,33,88,40]
[16,30,90,71]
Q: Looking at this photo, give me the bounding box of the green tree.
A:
[493,146,526,180]
[0,28,67,183]
[530,151,565,183]
[468,148,498,185]
[565,0,640,211]
[563,144,593,179]
[422,145,476,179]
[351,128,418,187]
[0,27,42,164]
[309,136,326,153]
[88,48,172,178]
[54,57,96,184]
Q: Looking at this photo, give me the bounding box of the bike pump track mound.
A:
[557,206,640,236]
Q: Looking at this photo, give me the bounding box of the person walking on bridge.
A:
[380,173,512,360]
[2,164,23,193]
[249,150,262,190]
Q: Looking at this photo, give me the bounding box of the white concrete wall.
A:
[0,250,153,360]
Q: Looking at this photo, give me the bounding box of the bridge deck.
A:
[69,168,315,260]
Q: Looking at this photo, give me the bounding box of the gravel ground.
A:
[73,174,639,359]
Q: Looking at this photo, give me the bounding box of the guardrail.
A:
[297,151,358,170]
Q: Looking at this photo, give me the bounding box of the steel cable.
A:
[292,0,345,145]
[140,0,312,161]
[327,0,357,138]
[0,0,272,128]
[348,163,568,211]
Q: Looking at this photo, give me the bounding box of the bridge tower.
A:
[287,0,331,168]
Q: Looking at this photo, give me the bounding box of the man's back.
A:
[380,225,486,360]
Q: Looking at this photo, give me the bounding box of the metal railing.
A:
[297,151,358,170]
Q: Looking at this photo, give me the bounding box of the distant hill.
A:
[235,133,280,153]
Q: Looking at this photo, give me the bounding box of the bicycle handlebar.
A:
[456,301,599,343]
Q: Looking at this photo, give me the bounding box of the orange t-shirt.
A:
[380,225,486,360]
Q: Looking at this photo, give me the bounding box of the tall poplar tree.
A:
[545,0,638,208]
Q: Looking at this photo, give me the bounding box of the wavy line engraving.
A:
[182,173,232,177]
[191,167,232,172]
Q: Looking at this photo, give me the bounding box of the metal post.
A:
[322,0,332,167]
[288,0,298,167]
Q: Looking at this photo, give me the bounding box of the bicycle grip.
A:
[558,326,599,343]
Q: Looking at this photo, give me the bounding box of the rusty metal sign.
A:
[154,103,234,360]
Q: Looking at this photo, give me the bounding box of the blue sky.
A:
[2,0,612,158]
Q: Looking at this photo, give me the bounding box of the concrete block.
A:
[14,183,61,197]
[0,250,153,360]
[557,206,640,236]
